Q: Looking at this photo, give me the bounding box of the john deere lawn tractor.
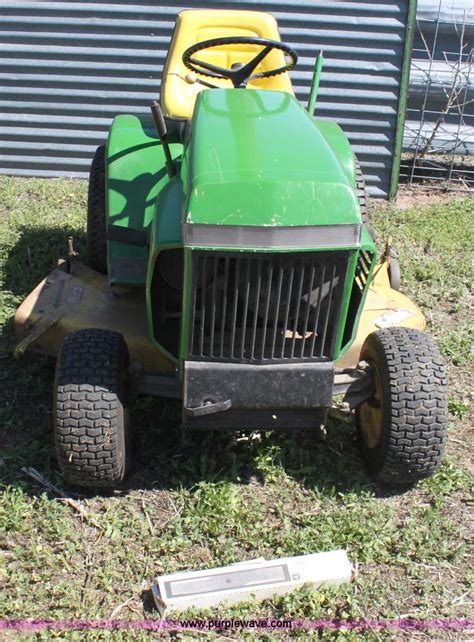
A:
[15,10,448,488]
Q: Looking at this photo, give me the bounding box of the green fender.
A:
[106,114,183,284]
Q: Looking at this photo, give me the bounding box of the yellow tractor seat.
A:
[161,9,295,119]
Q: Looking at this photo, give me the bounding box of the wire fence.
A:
[400,0,474,192]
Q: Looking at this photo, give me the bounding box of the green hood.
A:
[182,89,360,231]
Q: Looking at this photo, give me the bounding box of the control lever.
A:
[150,100,176,179]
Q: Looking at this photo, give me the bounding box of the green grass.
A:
[1,178,473,640]
[370,196,474,368]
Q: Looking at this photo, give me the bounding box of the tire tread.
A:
[358,327,448,483]
[87,145,107,274]
[54,328,129,487]
[355,157,376,239]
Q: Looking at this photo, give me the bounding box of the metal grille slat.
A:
[280,263,294,359]
[209,258,218,357]
[270,265,284,360]
[320,263,337,355]
[240,259,251,360]
[219,257,229,359]
[229,259,241,360]
[309,263,326,358]
[190,257,198,357]
[300,264,316,358]
[290,262,305,359]
[260,262,273,361]
[359,251,371,276]
[250,259,262,361]
[199,256,207,358]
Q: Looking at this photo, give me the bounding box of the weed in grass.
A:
[448,398,470,419]
[438,321,474,366]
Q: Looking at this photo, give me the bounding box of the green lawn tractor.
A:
[15,10,448,488]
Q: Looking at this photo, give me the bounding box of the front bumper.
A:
[183,360,334,429]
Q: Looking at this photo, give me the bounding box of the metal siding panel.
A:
[0,0,410,197]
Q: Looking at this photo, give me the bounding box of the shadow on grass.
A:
[124,397,409,499]
[1,354,406,502]
[1,223,87,483]
[3,224,87,298]
[1,226,406,502]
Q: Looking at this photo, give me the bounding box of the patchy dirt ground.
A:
[395,188,458,210]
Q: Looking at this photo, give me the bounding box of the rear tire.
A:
[356,327,448,484]
[355,157,376,240]
[54,328,130,488]
[388,249,401,291]
[87,145,108,274]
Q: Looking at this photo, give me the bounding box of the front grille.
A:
[355,250,373,292]
[341,249,375,348]
[189,251,349,363]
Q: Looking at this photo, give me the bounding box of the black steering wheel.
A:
[182,36,298,88]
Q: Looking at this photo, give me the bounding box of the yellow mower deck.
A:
[14,255,425,373]
[14,260,175,375]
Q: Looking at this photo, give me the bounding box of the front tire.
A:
[54,329,130,488]
[356,327,448,484]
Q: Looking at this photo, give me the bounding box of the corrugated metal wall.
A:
[0,1,413,197]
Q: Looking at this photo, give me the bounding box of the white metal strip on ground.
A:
[153,550,353,614]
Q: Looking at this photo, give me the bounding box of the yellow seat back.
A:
[161,9,295,119]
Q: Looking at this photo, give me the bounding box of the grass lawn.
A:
[0,177,473,640]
